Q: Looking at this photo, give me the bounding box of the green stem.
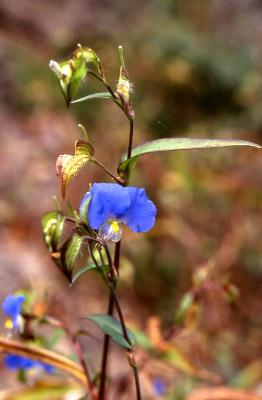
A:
[118,45,125,67]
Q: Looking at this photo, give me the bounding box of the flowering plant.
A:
[1,44,260,399]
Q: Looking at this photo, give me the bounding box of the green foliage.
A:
[49,45,103,106]
[64,233,84,271]
[86,314,136,349]
[41,211,65,252]
[70,262,98,285]
[72,92,114,104]
[175,292,193,325]
[119,137,261,176]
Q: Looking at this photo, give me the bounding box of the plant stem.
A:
[98,241,120,399]
[99,291,114,400]
[94,52,141,399]
[127,118,134,159]
[93,159,124,185]
[111,292,142,400]
[87,70,123,112]
[40,315,98,399]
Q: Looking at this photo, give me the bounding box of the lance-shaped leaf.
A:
[118,137,261,175]
[86,314,136,349]
[42,211,65,252]
[70,262,98,286]
[71,91,115,104]
[56,140,95,198]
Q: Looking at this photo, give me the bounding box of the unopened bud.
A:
[49,60,63,79]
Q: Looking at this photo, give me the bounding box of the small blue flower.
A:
[80,183,157,242]
[4,354,54,374]
[2,294,25,330]
[152,378,166,396]
[5,355,35,370]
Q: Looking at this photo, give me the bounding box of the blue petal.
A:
[4,355,36,370]
[41,363,55,374]
[2,294,25,324]
[121,188,157,233]
[88,183,131,230]
[152,378,166,396]
[4,355,54,374]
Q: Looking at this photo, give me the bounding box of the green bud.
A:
[49,45,105,105]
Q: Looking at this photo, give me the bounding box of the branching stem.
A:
[92,158,124,185]
[36,315,98,399]
[87,51,141,400]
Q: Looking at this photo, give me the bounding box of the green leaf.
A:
[175,292,193,325]
[79,193,91,225]
[41,211,65,251]
[65,233,84,271]
[118,137,261,174]
[71,92,115,104]
[56,140,95,198]
[86,314,136,349]
[70,262,98,285]
[47,328,65,350]
[162,346,197,375]
[130,329,154,351]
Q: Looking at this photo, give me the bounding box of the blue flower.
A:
[2,294,25,330]
[4,354,54,374]
[80,183,157,242]
[152,378,166,396]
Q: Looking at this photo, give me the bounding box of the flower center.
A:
[4,319,13,330]
[98,219,122,242]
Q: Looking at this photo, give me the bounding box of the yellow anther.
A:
[111,220,121,233]
[4,319,13,330]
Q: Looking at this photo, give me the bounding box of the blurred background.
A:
[0,0,261,399]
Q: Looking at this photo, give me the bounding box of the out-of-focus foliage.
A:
[0,0,261,399]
